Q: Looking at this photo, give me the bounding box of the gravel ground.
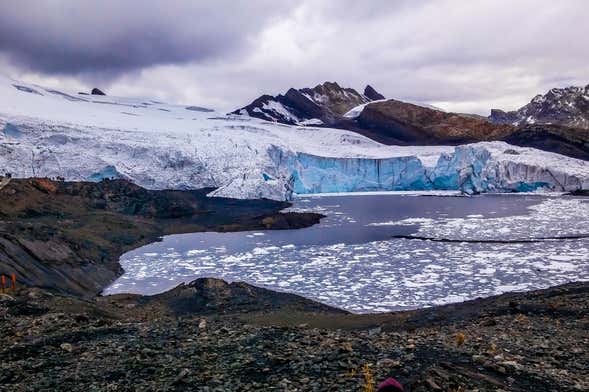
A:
[1,279,588,391]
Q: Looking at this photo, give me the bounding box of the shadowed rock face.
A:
[356,99,514,144]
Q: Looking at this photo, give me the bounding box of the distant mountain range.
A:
[489,85,589,129]
[233,82,589,160]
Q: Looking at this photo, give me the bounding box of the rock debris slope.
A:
[1,280,588,391]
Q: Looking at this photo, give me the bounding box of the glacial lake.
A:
[104,192,589,313]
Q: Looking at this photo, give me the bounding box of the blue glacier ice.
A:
[428,145,492,194]
[271,144,588,197]
[89,165,123,182]
[292,153,431,193]
[3,123,22,138]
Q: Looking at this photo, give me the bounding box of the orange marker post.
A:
[11,273,16,291]
[0,275,5,293]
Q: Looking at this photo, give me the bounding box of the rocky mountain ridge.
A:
[355,99,515,144]
[232,81,382,126]
[490,84,589,129]
[234,82,589,159]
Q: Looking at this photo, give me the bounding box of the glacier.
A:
[1,74,588,200]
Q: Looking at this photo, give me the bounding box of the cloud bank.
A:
[0,0,587,114]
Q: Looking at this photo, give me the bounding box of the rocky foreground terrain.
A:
[0,279,587,391]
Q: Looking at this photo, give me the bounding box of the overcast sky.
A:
[1,0,588,114]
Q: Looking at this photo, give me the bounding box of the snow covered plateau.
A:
[1,75,589,200]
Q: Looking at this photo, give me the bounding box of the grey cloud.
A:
[1,0,588,115]
[0,0,295,77]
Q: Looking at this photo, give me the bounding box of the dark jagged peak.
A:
[231,82,376,126]
[364,84,385,101]
[91,87,106,96]
[489,84,589,129]
[299,81,370,116]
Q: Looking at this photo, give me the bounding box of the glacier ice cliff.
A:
[1,74,588,201]
[262,144,589,197]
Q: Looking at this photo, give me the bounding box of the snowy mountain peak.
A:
[490,84,589,129]
[231,82,381,126]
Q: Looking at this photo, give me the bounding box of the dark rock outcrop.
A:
[364,84,385,101]
[91,88,106,96]
[185,105,214,112]
[144,278,346,315]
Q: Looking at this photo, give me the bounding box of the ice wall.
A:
[291,153,431,193]
[266,144,589,197]
[1,120,588,201]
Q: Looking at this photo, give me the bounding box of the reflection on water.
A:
[104,193,589,313]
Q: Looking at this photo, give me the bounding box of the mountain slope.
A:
[234,83,589,159]
[489,85,589,129]
[0,178,320,296]
[1,74,588,200]
[355,99,514,144]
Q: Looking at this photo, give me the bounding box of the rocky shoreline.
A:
[0,178,322,297]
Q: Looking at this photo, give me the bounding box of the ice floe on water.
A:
[105,194,589,313]
[376,197,589,240]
